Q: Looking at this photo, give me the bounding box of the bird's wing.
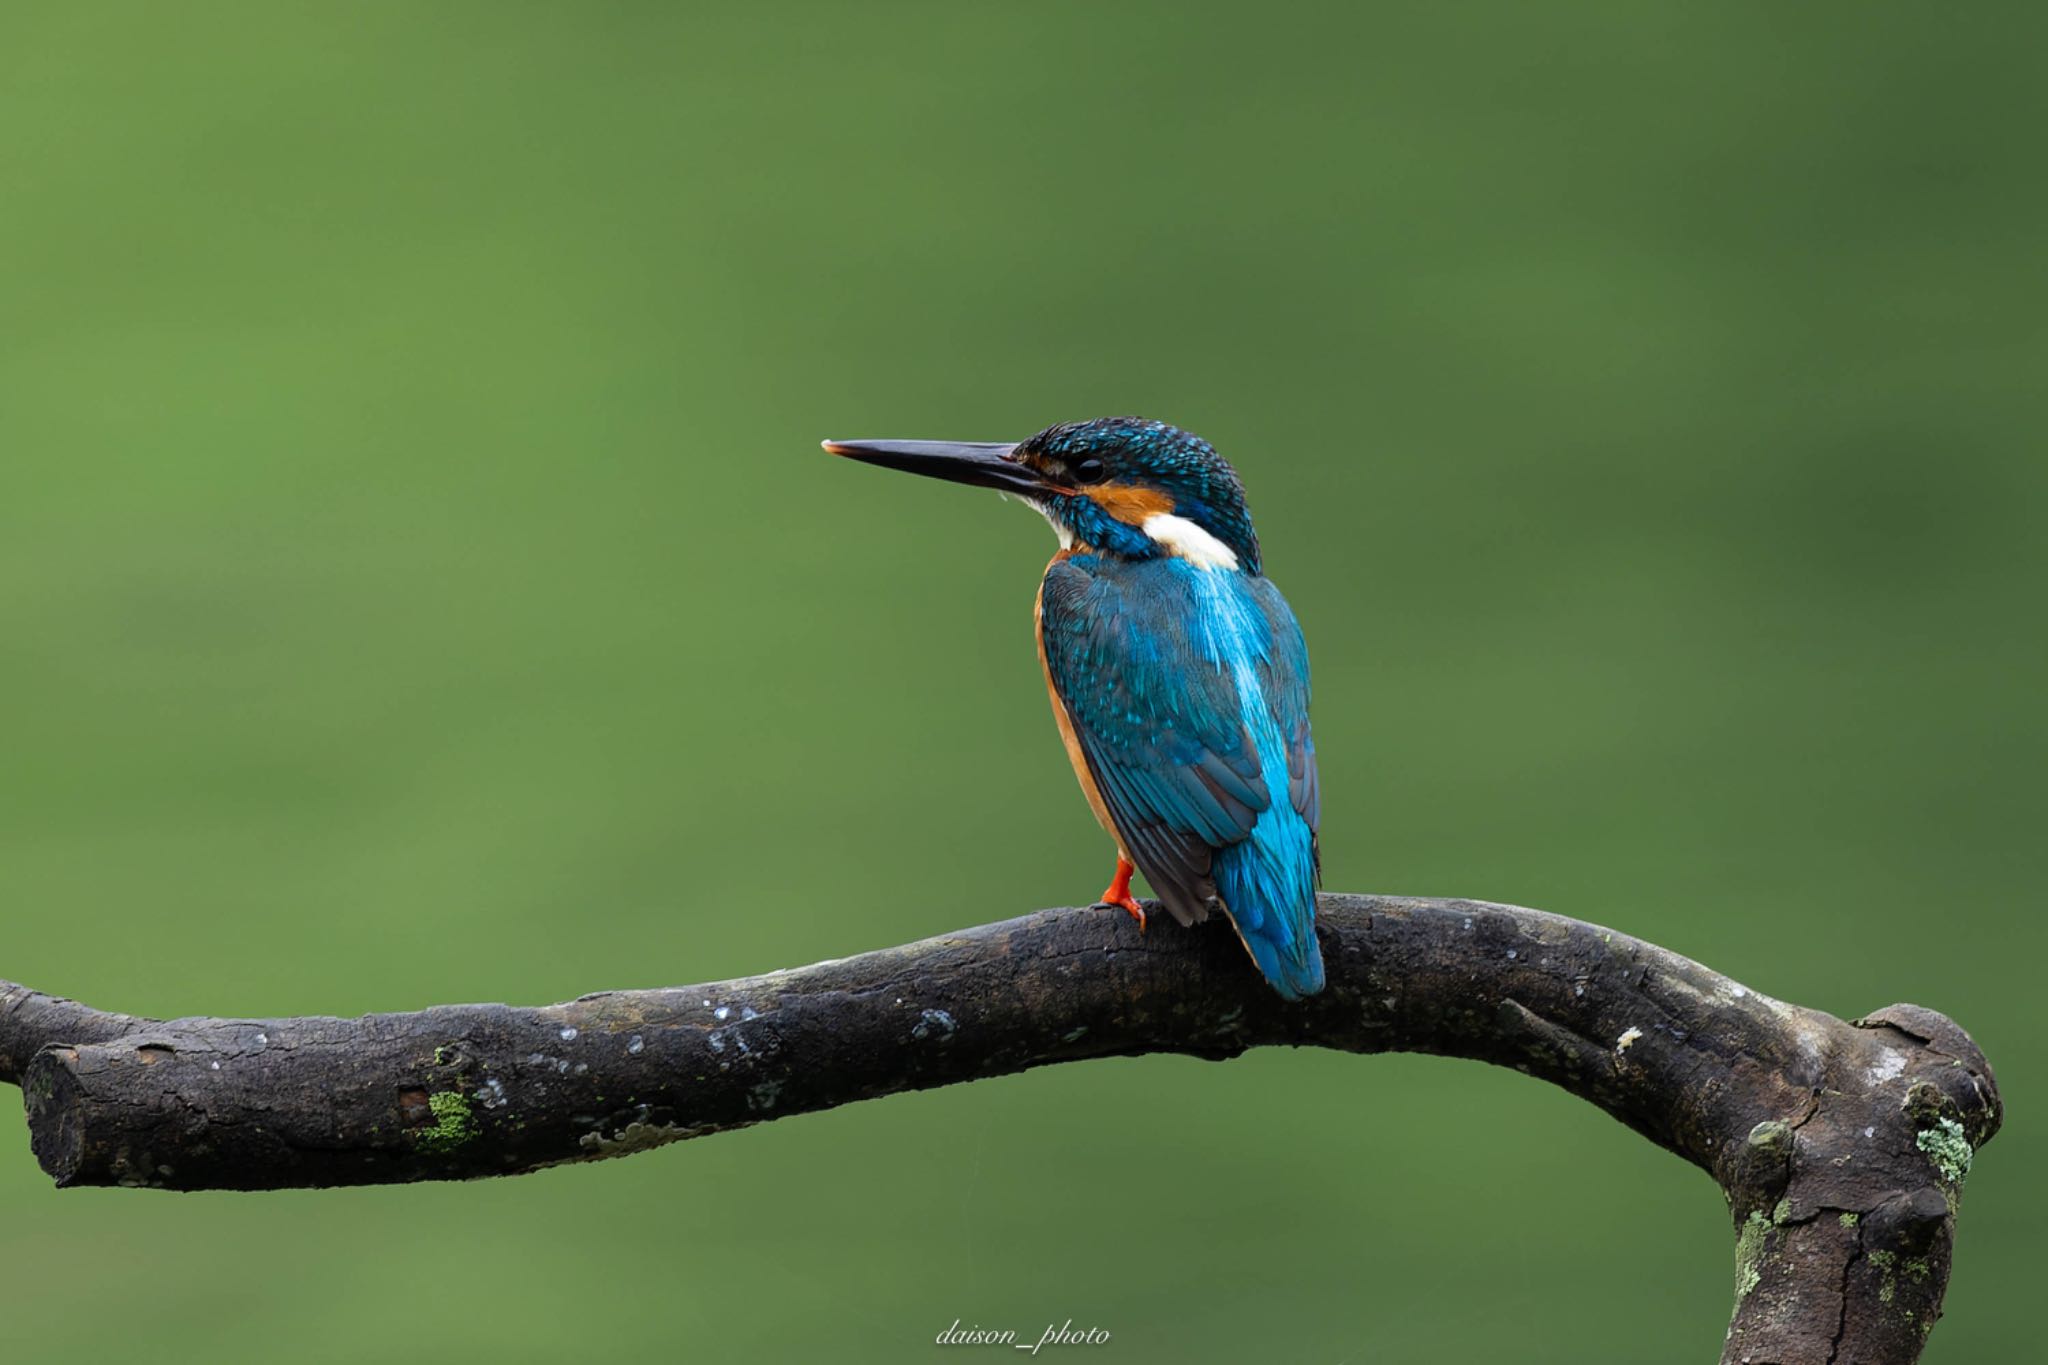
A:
[1038,555,1275,926]
[1246,572,1320,845]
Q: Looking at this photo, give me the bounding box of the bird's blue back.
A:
[1039,552,1323,998]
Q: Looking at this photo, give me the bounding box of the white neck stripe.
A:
[1141,513,1240,570]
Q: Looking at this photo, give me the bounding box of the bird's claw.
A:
[1092,855,1147,931]
[1091,894,1148,932]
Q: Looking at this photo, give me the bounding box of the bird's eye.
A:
[1071,456,1107,484]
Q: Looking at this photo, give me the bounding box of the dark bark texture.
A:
[1,894,2001,1364]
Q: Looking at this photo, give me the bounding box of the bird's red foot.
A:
[1090,856,1147,932]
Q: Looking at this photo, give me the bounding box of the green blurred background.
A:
[3,3,2041,1360]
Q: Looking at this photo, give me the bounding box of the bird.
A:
[823,417,1324,1000]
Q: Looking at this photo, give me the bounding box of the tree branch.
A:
[1,894,2000,1364]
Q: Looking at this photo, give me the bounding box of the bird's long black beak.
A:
[821,438,1054,496]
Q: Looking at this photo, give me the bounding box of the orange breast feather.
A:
[1034,569,1125,854]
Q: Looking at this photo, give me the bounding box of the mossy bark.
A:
[1,894,2002,1364]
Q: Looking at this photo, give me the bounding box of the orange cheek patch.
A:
[1085,483,1174,526]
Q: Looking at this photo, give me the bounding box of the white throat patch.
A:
[1141,513,1240,571]
[1026,498,1075,549]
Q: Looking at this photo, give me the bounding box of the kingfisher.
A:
[823,417,1324,999]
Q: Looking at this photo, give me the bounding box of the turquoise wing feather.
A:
[1040,554,1323,998]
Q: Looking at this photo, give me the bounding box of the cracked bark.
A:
[0,893,2000,1364]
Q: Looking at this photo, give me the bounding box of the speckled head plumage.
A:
[1011,417,1261,573]
[823,417,1262,574]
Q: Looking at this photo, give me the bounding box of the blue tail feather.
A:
[1213,819,1324,1001]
